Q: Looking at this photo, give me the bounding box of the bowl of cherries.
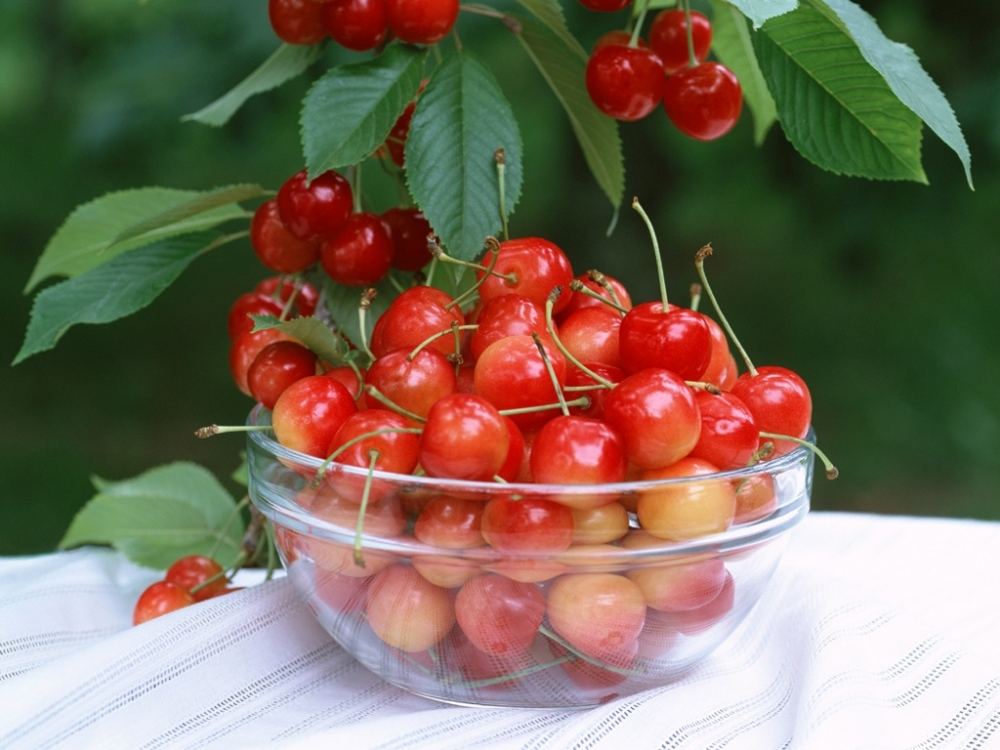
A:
[239,197,832,709]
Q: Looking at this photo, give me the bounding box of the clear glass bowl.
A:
[246,405,813,709]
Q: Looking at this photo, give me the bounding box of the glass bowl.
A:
[246,404,813,709]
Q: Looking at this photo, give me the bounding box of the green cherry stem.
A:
[208,494,250,560]
[352,449,381,568]
[631,197,670,311]
[428,235,517,284]
[362,384,426,424]
[532,332,570,416]
[568,279,628,314]
[358,288,378,364]
[495,148,509,242]
[689,282,702,312]
[695,244,757,377]
[194,424,271,438]
[537,625,646,677]
[759,431,839,479]
[446,236,502,311]
[629,0,654,47]
[544,290,615,389]
[498,396,590,417]
[407,321,478,361]
[683,0,697,68]
[311,426,423,486]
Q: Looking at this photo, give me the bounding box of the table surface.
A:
[2,511,1000,750]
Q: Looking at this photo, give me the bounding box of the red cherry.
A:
[455,575,545,656]
[730,365,812,455]
[372,285,464,358]
[133,581,196,625]
[382,102,416,168]
[327,409,419,474]
[529,415,628,486]
[268,0,328,44]
[473,334,567,432]
[618,301,713,380]
[585,42,665,122]
[255,276,320,318]
[480,496,574,554]
[249,199,321,274]
[603,368,701,469]
[556,305,622,369]
[323,365,366,402]
[271,375,359,458]
[468,294,554,362]
[322,0,388,51]
[648,9,713,75]
[418,394,510,481]
[227,291,285,340]
[496,416,525,482]
[414,496,486,549]
[662,61,743,141]
[320,211,394,287]
[165,555,227,602]
[247,340,319,410]
[383,0,459,44]
[557,271,632,321]
[565,363,626,419]
[364,346,457,422]
[276,169,353,241]
[229,327,295,396]
[577,0,632,12]
[381,207,432,271]
[477,237,574,316]
[688,389,759,470]
[700,313,738,390]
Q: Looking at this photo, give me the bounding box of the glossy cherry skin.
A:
[276,169,354,241]
[165,555,227,602]
[585,42,665,122]
[663,61,743,141]
[577,0,632,11]
[322,0,388,51]
[133,581,196,625]
[372,285,464,358]
[618,302,713,380]
[381,207,432,271]
[268,0,327,44]
[468,294,554,361]
[688,389,759,470]
[730,365,812,455]
[320,211,394,287]
[473,334,567,432]
[418,394,510,481]
[250,199,321,274]
[365,565,455,653]
[477,237,574,316]
[556,306,622,368]
[546,573,646,662]
[383,0,459,44]
[556,271,632,321]
[565,363,626,419]
[414,496,486,549]
[701,313,738,390]
[255,276,320,318]
[638,457,736,540]
[480,496,574,554]
[229,328,295,396]
[325,410,419,503]
[603,367,702,469]
[529,415,628,486]
[247,340,319,409]
[227,291,285,340]
[649,9,713,75]
[364,346,457,422]
[271,375,359,458]
[455,575,545,656]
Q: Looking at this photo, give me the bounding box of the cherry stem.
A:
[629,0,654,47]
[683,0,697,68]
[631,197,670,310]
[428,235,517,284]
[351,162,363,214]
[408,321,477,361]
[759,431,839,479]
[498,395,590,417]
[733,442,776,494]
[194,424,271,439]
[446,236,501,311]
[544,290,616,389]
[694,244,757,377]
[532,332,570,416]
[689,282,702,312]
[587,269,626,311]
[275,276,304,321]
[495,148,509,241]
[686,380,721,394]
[537,625,646,677]
[569,279,628,314]
[189,554,245,596]
[363,384,426,424]
[312,426,423,486]
[358,288,378,363]
[350,449,380,568]
[448,654,574,689]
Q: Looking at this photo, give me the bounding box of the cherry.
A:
[577,0,632,12]
[495,416,525,482]
[618,301,712,380]
[268,0,328,45]
[249,199,321,274]
[414,495,486,549]
[323,364,366,402]
[688,389,759,470]
[603,367,702,469]
[455,575,545,656]
[247,340,318,409]
[319,211,394,286]
[473,334,567,432]
[469,294,554,362]
[322,0,388,51]
[382,102,416,169]
[555,305,622,369]
[663,61,743,141]
[381,207,432,271]
[371,285,464,358]
[365,565,456,652]
[477,237,574,316]
[271,374,359,458]
[480,495,574,554]
[546,573,646,662]
[734,472,777,524]
[565,363,625,419]
[658,571,735,635]
[255,276,320,318]
[327,409,420,475]
[229,327,295,396]
[418,393,510,481]
[383,0,459,45]
[133,580,196,625]
[557,271,632,321]
[637,457,736,540]
[585,42,665,122]
[730,365,812,455]
[621,532,726,611]
[648,9,713,75]
[364,346,457,422]
[570,503,630,545]
[165,555,228,602]
[227,291,285,340]
[276,169,353,241]
[529,415,628,489]
[700,312,738,390]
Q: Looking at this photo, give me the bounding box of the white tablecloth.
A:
[2,512,999,749]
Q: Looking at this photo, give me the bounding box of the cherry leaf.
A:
[405,49,523,262]
[301,43,427,174]
[250,313,350,365]
[512,0,586,61]
[60,462,246,569]
[15,232,219,364]
[724,0,798,29]
[183,43,325,127]
[755,3,926,182]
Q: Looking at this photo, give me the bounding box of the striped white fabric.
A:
[1,512,999,749]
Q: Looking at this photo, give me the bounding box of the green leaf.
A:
[726,0,798,29]
[302,43,427,174]
[515,17,625,210]
[813,0,973,188]
[25,187,252,293]
[60,462,246,569]
[183,43,325,127]
[15,232,219,364]
[755,3,926,182]
[321,274,398,350]
[405,49,523,261]
[710,0,777,145]
[512,0,586,61]
[250,313,350,365]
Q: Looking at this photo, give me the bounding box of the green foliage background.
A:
[2,0,998,555]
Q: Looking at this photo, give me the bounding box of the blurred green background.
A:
[2,0,998,556]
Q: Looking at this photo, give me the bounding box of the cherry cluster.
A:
[268,0,459,50]
[584,9,743,141]
[133,555,236,625]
